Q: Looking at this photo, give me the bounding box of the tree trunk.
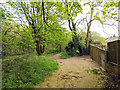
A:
[65,1,83,55]
[86,26,90,53]
[86,7,93,53]
[35,35,45,55]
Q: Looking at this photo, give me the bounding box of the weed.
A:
[45,52,60,57]
[60,52,71,59]
[2,53,59,88]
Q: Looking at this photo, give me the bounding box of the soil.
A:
[35,53,112,88]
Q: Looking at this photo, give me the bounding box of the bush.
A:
[2,22,35,57]
[65,41,86,56]
[2,53,59,88]
[92,41,102,45]
[60,52,71,59]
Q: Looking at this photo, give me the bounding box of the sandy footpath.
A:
[35,53,108,88]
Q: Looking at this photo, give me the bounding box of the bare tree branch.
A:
[101,23,112,36]
[104,22,116,26]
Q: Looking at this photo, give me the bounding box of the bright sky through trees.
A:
[0,0,119,38]
[62,0,118,38]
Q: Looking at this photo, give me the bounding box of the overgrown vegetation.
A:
[65,41,85,56]
[0,0,118,88]
[2,20,36,57]
[60,52,71,59]
[92,41,102,45]
[2,53,59,88]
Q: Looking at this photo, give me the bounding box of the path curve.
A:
[35,53,108,88]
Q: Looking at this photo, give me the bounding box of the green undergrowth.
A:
[2,53,59,88]
[45,52,60,57]
[60,52,71,59]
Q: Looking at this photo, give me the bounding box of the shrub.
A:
[2,22,35,57]
[92,41,102,45]
[65,41,86,56]
[2,53,59,88]
[60,52,71,59]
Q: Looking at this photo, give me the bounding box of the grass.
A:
[2,53,59,88]
[45,52,60,57]
[60,52,71,59]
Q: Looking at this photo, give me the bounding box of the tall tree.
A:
[63,1,84,55]
[80,0,119,53]
[4,1,66,55]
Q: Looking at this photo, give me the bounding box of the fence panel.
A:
[90,45,107,69]
[107,40,120,65]
[90,40,120,74]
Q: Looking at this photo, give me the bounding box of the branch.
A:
[70,2,74,13]
[42,1,45,24]
[76,18,85,27]
[64,1,73,31]
[87,19,95,26]
[86,13,88,26]
[37,2,40,13]
[101,23,111,36]
[21,2,32,26]
[103,22,116,26]
[45,22,61,31]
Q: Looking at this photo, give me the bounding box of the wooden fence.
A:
[107,40,120,66]
[90,44,107,69]
[90,40,120,74]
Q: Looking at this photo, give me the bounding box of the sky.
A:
[61,1,119,38]
[62,15,118,38]
[0,0,119,38]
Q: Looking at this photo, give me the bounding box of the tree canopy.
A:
[1,0,119,56]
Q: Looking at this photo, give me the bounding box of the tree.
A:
[80,0,119,53]
[90,31,105,44]
[3,1,67,55]
[2,0,118,56]
[64,1,84,55]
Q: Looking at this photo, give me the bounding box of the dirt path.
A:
[35,53,108,88]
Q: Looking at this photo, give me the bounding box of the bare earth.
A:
[35,53,108,88]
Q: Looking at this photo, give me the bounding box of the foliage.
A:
[45,29,72,54]
[78,31,104,54]
[1,2,74,55]
[65,41,86,56]
[65,41,78,56]
[78,31,105,45]
[1,20,70,57]
[83,0,118,23]
[1,1,118,56]
[81,0,118,53]
[60,52,71,59]
[90,31,105,45]
[92,41,102,45]
[45,52,60,57]
[2,20,35,57]
[78,31,87,48]
[0,1,119,88]
[55,2,82,21]
[2,53,59,88]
